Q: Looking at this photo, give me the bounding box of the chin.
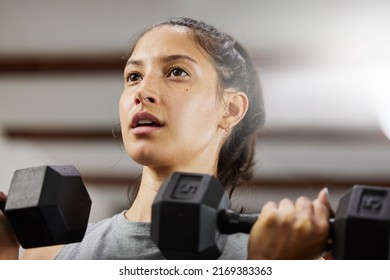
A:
[129,150,169,167]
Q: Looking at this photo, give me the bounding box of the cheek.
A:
[171,94,221,134]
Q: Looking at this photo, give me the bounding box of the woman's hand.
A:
[248,188,332,260]
[0,191,20,259]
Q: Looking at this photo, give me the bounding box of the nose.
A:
[134,77,160,106]
[134,93,157,105]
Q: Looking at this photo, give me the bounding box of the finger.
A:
[312,198,331,255]
[261,201,277,213]
[295,196,313,216]
[293,196,315,232]
[278,198,295,218]
[278,198,294,209]
[317,188,330,206]
[316,187,335,217]
[275,199,297,229]
[258,201,278,226]
[313,198,331,226]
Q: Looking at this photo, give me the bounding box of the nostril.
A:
[145,97,155,103]
[134,93,157,105]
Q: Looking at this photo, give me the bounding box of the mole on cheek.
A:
[185,85,192,92]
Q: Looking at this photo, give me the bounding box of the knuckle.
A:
[280,198,293,204]
[262,201,277,210]
[262,207,278,222]
[294,214,312,232]
[260,208,280,227]
[279,211,295,226]
[296,196,311,205]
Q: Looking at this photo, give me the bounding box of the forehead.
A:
[130,25,211,64]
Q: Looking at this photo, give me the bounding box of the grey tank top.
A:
[55,211,248,260]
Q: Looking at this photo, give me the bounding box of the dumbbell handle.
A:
[218,209,258,234]
[218,209,336,239]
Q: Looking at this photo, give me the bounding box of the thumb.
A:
[317,187,334,217]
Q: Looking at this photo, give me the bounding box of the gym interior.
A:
[1,1,390,226]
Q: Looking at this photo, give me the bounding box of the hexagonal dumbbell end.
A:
[332,185,390,259]
[151,172,230,259]
[4,165,91,248]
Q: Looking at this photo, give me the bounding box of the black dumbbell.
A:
[151,172,390,259]
[0,165,91,248]
[332,185,390,259]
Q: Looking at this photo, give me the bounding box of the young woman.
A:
[0,17,331,260]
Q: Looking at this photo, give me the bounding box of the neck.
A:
[124,161,218,222]
[123,129,224,222]
[124,168,165,222]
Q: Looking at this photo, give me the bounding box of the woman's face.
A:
[119,25,225,174]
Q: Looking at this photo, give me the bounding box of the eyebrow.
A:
[125,59,142,67]
[126,54,198,67]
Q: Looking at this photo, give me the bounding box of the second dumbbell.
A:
[0,165,91,248]
[151,172,390,259]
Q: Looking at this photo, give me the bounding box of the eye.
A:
[167,67,189,78]
[126,72,143,83]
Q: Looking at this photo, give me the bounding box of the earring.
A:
[225,126,231,133]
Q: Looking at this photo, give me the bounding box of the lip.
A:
[130,112,163,135]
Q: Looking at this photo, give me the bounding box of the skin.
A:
[248,189,331,259]
[120,25,248,222]
[0,192,19,259]
[0,25,331,260]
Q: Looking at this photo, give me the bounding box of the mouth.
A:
[130,112,163,133]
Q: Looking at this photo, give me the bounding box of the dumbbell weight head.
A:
[4,165,91,248]
[153,172,390,259]
[151,172,230,259]
[332,185,390,259]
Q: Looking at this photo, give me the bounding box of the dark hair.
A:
[126,17,265,199]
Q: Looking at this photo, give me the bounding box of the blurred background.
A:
[1,0,390,222]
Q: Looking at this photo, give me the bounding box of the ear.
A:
[219,90,249,130]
